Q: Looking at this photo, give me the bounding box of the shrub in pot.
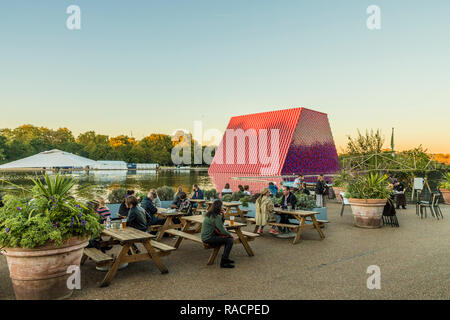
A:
[439,173,450,204]
[107,187,127,204]
[344,173,391,228]
[156,186,175,201]
[204,189,219,200]
[0,174,103,300]
[291,193,327,225]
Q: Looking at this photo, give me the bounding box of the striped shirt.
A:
[97,206,111,222]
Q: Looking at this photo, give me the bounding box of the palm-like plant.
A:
[440,172,450,190]
[345,173,392,200]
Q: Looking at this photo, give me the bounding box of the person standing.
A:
[201,200,235,268]
[293,174,304,191]
[315,175,327,207]
[268,182,278,196]
[255,188,277,235]
[394,179,407,209]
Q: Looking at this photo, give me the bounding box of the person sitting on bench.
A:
[201,200,235,268]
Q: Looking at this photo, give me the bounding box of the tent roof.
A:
[0,149,98,169]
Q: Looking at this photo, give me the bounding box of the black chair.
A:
[419,193,441,220]
[433,193,443,219]
[382,198,399,227]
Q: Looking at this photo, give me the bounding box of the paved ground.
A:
[1,202,449,300]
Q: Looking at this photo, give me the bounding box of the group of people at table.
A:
[87,176,329,269]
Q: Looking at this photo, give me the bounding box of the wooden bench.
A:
[150,240,176,256]
[82,248,114,267]
[228,229,259,240]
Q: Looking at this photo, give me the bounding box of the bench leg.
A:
[293,217,305,244]
[142,240,169,274]
[81,254,88,266]
[311,216,325,239]
[100,243,131,287]
[207,247,221,265]
[156,217,173,241]
[235,228,254,256]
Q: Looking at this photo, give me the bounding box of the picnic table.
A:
[205,201,248,220]
[189,198,207,214]
[81,227,175,287]
[165,215,259,265]
[155,208,186,240]
[270,208,326,244]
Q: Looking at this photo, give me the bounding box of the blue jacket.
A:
[192,188,204,199]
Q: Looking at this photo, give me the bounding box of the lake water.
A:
[0,170,290,200]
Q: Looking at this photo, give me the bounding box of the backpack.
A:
[179,199,193,215]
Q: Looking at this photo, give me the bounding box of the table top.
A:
[222,201,242,207]
[189,199,206,203]
[273,208,317,216]
[182,214,246,228]
[157,208,186,216]
[102,227,155,242]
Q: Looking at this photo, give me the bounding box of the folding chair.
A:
[432,193,443,219]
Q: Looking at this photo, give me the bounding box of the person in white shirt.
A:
[293,174,303,191]
[221,183,233,197]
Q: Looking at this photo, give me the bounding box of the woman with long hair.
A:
[255,188,277,235]
[201,199,235,268]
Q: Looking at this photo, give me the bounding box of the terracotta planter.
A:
[440,189,450,205]
[348,198,387,228]
[333,187,345,202]
[1,237,89,300]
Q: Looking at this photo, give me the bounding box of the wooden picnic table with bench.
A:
[205,201,249,221]
[165,215,259,265]
[270,208,326,244]
[154,208,187,240]
[81,227,175,287]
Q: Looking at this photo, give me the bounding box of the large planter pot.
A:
[333,187,345,202]
[1,236,89,300]
[348,198,387,228]
[440,189,450,205]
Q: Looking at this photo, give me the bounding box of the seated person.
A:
[125,195,147,232]
[221,183,233,197]
[119,190,135,217]
[275,186,298,233]
[96,198,111,223]
[149,189,162,208]
[243,185,251,196]
[268,182,278,196]
[201,200,235,268]
[238,185,245,193]
[173,186,184,201]
[141,190,166,226]
[192,184,204,199]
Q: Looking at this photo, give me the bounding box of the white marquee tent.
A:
[0,149,98,169]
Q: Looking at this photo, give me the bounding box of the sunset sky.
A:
[0,1,449,153]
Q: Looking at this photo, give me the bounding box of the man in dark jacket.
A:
[125,195,147,232]
[141,193,165,226]
[393,180,407,209]
[277,186,297,233]
[192,184,204,199]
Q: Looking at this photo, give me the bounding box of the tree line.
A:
[0,125,210,166]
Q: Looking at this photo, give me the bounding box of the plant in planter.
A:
[239,196,249,208]
[107,188,127,203]
[344,173,391,228]
[0,174,103,300]
[294,193,316,210]
[156,186,175,201]
[439,172,450,204]
[222,194,233,202]
[204,189,219,200]
[332,170,351,202]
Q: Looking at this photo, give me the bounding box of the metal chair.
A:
[339,192,350,217]
[419,193,440,219]
[433,193,444,219]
